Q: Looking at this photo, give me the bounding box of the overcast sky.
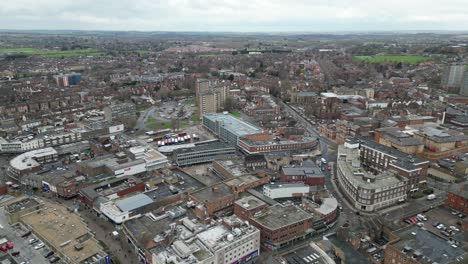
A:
[1,0,467,32]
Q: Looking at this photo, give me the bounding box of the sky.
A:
[0,0,467,32]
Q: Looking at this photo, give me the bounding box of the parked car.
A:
[34,243,45,250]
[6,241,13,249]
[28,238,37,244]
[449,226,460,232]
[417,223,424,227]
[0,245,7,252]
[43,250,54,258]
[49,256,60,263]
[11,251,20,257]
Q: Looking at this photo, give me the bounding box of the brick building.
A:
[445,182,467,214]
[280,160,325,187]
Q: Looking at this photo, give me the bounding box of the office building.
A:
[203,113,267,147]
[174,141,236,166]
[337,140,409,212]
[103,102,137,127]
[54,72,81,87]
[442,64,466,93]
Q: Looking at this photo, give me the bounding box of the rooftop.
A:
[203,113,263,137]
[282,160,324,177]
[115,193,154,212]
[234,196,267,210]
[9,147,57,171]
[190,183,234,203]
[252,203,314,230]
[20,200,104,263]
[174,141,234,155]
[391,226,465,264]
[447,182,468,200]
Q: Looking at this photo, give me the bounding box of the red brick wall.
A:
[445,192,468,214]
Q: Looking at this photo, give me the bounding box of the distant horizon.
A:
[1,29,468,35]
[1,1,467,33]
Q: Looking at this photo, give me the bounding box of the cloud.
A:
[0,0,467,31]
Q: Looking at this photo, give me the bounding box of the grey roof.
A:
[448,182,468,200]
[391,226,465,264]
[203,113,263,137]
[115,193,153,212]
[282,161,324,177]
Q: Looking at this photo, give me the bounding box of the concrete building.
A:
[196,79,230,116]
[152,216,260,264]
[358,139,429,189]
[7,147,58,180]
[103,102,137,127]
[442,64,466,93]
[174,141,236,166]
[384,226,466,264]
[337,141,409,212]
[100,193,156,224]
[54,72,81,87]
[445,182,467,214]
[262,182,310,199]
[235,198,322,250]
[8,198,107,264]
[238,136,318,155]
[202,113,267,148]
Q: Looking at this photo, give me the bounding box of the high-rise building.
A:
[196,79,229,116]
[442,64,465,93]
[460,70,468,96]
[54,72,81,87]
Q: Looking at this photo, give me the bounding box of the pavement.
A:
[135,106,157,131]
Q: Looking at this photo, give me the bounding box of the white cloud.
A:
[0,0,467,31]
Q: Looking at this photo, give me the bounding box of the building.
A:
[336,140,409,212]
[174,141,236,166]
[100,193,156,224]
[245,154,267,170]
[189,183,237,218]
[202,113,267,148]
[238,136,318,155]
[79,176,145,207]
[384,226,466,264]
[234,197,321,250]
[460,70,468,96]
[307,197,338,224]
[445,182,467,214]
[54,72,81,87]
[8,198,107,264]
[262,182,310,199]
[442,64,466,93]
[196,79,230,116]
[103,102,137,127]
[359,139,429,189]
[7,147,58,180]
[280,160,325,187]
[375,127,424,155]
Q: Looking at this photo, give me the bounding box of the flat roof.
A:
[203,113,263,136]
[115,193,154,212]
[282,161,324,177]
[21,200,103,263]
[391,226,465,264]
[190,183,234,203]
[252,203,313,230]
[10,147,57,171]
[234,196,267,210]
[174,141,234,155]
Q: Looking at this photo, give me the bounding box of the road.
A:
[135,106,157,131]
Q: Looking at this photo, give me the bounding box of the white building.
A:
[101,193,154,224]
[263,182,310,199]
[153,216,260,264]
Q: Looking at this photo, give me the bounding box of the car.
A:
[452,211,458,215]
[436,224,445,230]
[6,241,13,249]
[433,222,440,227]
[417,223,424,227]
[441,231,450,237]
[404,219,412,224]
[11,251,20,257]
[0,245,7,252]
[449,226,460,232]
[34,243,45,250]
[28,238,37,244]
[43,250,54,258]
[49,256,60,263]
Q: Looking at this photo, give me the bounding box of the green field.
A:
[0,47,105,57]
[355,55,432,64]
[230,111,241,118]
[145,116,158,130]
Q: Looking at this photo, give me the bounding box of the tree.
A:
[227,74,235,82]
[224,96,235,112]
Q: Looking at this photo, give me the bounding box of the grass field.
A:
[0,47,105,57]
[355,55,432,64]
[145,116,158,130]
[183,98,196,105]
[230,111,241,118]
